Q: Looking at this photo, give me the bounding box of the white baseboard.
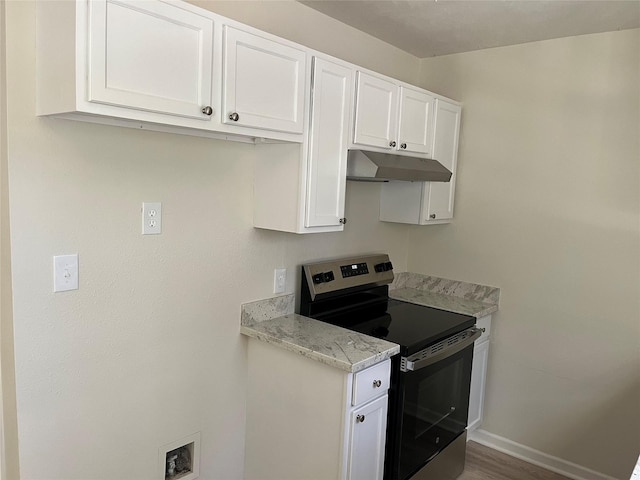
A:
[468,429,620,480]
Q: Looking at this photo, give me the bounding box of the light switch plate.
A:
[53,254,79,292]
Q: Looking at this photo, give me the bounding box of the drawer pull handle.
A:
[373,380,382,388]
[356,415,365,423]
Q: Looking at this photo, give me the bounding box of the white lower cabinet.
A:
[245,338,390,480]
[347,395,388,480]
[468,315,492,432]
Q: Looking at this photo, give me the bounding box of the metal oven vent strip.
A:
[400,327,482,372]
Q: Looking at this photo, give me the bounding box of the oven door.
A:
[394,329,479,480]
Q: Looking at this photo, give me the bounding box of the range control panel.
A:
[340,262,369,278]
[302,254,394,300]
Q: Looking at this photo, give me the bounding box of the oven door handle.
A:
[402,327,482,372]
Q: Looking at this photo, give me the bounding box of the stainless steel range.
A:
[300,254,481,480]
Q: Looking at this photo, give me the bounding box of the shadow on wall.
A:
[553,375,640,479]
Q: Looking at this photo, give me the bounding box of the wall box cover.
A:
[159,431,201,480]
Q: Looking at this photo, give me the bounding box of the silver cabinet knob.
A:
[389,141,396,147]
[400,143,407,149]
[229,112,240,122]
[339,218,347,225]
[356,415,365,423]
[201,106,214,116]
[373,380,382,388]
[429,214,436,219]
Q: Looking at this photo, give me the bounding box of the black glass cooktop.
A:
[317,299,475,356]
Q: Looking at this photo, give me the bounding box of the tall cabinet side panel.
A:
[36,0,79,115]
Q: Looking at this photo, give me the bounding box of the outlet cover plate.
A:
[274,268,286,294]
[142,202,162,235]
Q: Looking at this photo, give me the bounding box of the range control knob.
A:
[322,271,335,283]
[374,261,394,273]
[312,271,335,284]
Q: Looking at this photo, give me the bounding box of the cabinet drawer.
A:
[476,315,492,343]
[352,360,391,407]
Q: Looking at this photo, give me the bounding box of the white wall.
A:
[0,0,19,477]
[5,1,415,479]
[414,29,640,479]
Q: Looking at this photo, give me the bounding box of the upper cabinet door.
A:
[223,26,306,134]
[304,58,353,229]
[397,86,434,155]
[88,0,215,120]
[424,99,461,222]
[353,72,398,149]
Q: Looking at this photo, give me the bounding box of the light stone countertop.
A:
[241,313,399,373]
[390,288,498,318]
[240,272,499,373]
[390,272,500,318]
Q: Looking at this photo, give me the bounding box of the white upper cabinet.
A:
[37,0,463,233]
[353,72,435,156]
[353,72,398,149]
[253,56,354,234]
[87,0,215,120]
[304,58,353,229]
[397,86,434,155]
[37,0,306,143]
[222,26,307,134]
[379,98,461,225]
[422,99,461,223]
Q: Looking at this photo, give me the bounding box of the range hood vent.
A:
[346,150,452,183]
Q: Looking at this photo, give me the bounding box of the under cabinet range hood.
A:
[346,150,452,182]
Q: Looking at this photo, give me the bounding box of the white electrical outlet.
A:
[53,254,79,292]
[142,202,162,235]
[274,268,286,294]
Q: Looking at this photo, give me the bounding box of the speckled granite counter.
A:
[241,294,400,373]
[390,272,500,318]
[240,273,498,372]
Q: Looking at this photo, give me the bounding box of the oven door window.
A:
[398,344,473,480]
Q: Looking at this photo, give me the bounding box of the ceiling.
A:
[300,0,640,58]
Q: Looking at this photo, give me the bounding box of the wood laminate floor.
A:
[459,441,572,480]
